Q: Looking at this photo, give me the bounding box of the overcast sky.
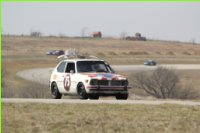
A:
[2,2,200,43]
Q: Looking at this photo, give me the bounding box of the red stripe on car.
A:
[101,77,107,80]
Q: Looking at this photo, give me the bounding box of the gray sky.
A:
[2,2,200,43]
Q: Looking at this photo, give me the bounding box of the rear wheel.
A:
[77,83,88,99]
[116,93,128,100]
[51,82,62,99]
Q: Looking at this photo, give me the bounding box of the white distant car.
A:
[50,59,130,100]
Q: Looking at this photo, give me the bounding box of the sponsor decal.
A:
[81,73,125,80]
[63,74,71,91]
[112,77,117,80]
[102,73,113,78]
[81,73,97,78]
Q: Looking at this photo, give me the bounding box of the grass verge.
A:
[2,103,200,133]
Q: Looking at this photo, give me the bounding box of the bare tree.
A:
[134,67,179,99]
[171,84,199,99]
[120,32,127,39]
[30,31,42,37]
[81,27,88,37]
[59,33,66,38]
[191,38,196,45]
[2,27,4,35]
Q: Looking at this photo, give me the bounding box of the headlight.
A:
[122,80,129,86]
[90,79,98,85]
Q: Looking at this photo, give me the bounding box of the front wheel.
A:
[77,83,88,99]
[116,93,128,100]
[51,82,62,99]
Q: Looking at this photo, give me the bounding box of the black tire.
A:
[51,82,62,99]
[116,93,128,100]
[77,83,88,99]
[89,94,99,100]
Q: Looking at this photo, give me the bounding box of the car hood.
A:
[80,73,126,80]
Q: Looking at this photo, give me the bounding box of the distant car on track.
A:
[46,50,64,56]
[144,60,157,66]
[46,50,56,55]
[50,58,130,100]
[54,50,65,55]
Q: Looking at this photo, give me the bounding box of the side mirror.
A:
[70,70,74,74]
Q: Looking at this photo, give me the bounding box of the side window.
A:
[65,63,75,73]
[57,62,66,73]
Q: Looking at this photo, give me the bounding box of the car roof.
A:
[146,60,154,61]
[62,58,104,62]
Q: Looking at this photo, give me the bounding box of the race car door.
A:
[55,61,67,93]
[64,62,77,94]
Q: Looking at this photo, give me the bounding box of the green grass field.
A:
[3,103,200,133]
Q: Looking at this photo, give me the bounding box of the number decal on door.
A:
[63,74,71,91]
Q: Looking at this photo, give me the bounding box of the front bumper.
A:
[86,85,130,94]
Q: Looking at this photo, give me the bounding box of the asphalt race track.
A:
[8,64,200,105]
[16,64,200,85]
[2,98,200,106]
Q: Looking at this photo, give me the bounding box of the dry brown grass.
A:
[3,35,200,58]
[3,35,200,66]
[166,51,175,55]
[2,83,50,98]
[108,51,117,55]
[2,36,200,132]
[119,70,200,98]
[2,58,57,97]
[129,51,149,55]
[2,35,200,98]
[3,103,200,133]
[182,51,192,55]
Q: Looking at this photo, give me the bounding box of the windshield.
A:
[77,61,109,73]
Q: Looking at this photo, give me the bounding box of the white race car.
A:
[50,59,130,99]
